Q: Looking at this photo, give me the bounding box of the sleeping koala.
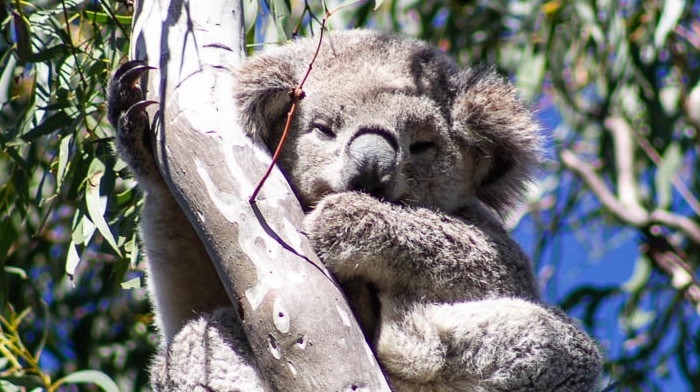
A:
[108,29,601,391]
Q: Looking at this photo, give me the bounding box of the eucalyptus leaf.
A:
[0,375,43,390]
[56,370,120,392]
[268,0,290,42]
[56,134,72,189]
[65,241,81,279]
[0,380,21,392]
[655,142,682,209]
[621,255,652,293]
[654,0,685,49]
[121,276,142,289]
[4,266,28,279]
[85,158,122,256]
[622,309,655,331]
[20,111,72,142]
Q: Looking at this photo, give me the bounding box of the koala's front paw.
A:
[107,60,159,182]
[304,192,388,279]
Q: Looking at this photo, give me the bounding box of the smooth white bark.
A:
[129,1,390,389]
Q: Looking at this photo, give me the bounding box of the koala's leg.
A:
[108,62,230,341]
[151,307,269,392]
[376,298,601,392]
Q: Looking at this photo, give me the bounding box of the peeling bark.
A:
[129,0,390,390]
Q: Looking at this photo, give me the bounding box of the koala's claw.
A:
[108,60,156,127]
[114,60,154,88]
[126,99,158,118]
[108,60,162,183]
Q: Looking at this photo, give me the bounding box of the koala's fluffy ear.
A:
[233,52,300,144]
[451,66,542,214]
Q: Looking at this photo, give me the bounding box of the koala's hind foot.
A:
[107,60,160,185]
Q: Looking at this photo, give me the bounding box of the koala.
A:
[108,29,601,391]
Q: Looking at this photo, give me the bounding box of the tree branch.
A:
[129,0,390,389]
[605,117,645,218]
[560,149,700,243]
[626,118,700,217]
[560,150,648,226]
[561,148,700,311]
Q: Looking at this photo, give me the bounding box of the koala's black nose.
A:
[346,129,398,198]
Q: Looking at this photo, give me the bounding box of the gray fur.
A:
[108,30,601,391]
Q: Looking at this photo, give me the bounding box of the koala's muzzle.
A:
[346,129,398,199]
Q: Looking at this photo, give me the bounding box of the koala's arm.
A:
[305,192,538,301]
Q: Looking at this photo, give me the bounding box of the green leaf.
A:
[120,277,141,289]
[621,255,652,293]
[56,370,120,392]
[515,49,545,102]
[0,380,21,392]
[11,10,32,61]
[20,111,72,141]
[56,134,72,189]
[65,241,81,279]
[27,44,72,63]
[0,375,43,390]
[655,142,682,209]
[574,2,604,48]
[85,158,122,256]
[268,0,290,42]
[4,266,27,279]
[243,0,259,33]
[72,211,96,246]
[83,10,131,25]
[622,309,655,330]
[654,0,685,49]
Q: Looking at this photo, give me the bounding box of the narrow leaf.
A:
[11,10,32,61]
[621,255,652,293]
[20,111,72,141]
[56,134,72,189]
[56,370,120,392]
[655,142,681,209]
[120,277,141,289]
[654,0,685,49]
[83,10,132,25]
[4,266,28,279]
[85,159,122,256]
[65,241,81,279]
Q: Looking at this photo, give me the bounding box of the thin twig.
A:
[249,12,330,203]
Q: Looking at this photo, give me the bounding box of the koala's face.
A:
[279,86,469,213]
[234,30,541,215]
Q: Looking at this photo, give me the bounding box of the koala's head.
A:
[234,30,541,215]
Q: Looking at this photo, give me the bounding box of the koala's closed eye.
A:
[312,121,335,139]
[409,141,437,155]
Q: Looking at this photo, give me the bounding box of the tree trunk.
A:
[129,0,390,390]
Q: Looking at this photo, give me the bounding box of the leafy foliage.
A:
[1,0,152,390]
[1,0,698,391]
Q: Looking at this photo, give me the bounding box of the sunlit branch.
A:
[560,149,700,243]
[605,117,645,218]
[560,149,647,226]
[561,149,700,312]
